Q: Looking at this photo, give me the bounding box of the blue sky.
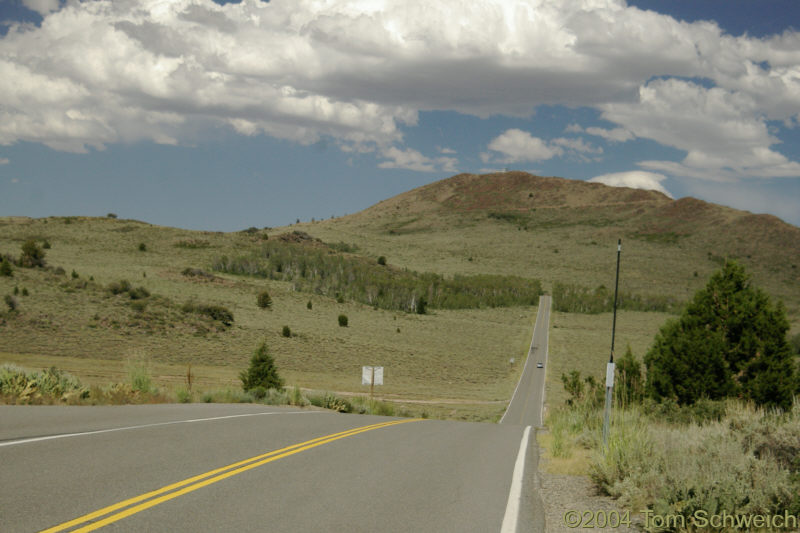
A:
[0,0,798,231]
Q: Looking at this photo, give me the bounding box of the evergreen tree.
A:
[644,261,797,410]
[240,342,284,391]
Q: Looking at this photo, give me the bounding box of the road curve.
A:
[1,403,535,532]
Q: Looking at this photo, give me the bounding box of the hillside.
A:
[0,215,540,420]
[299,171,800,328]
[0,171,797,419]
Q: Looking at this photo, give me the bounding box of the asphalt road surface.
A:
[501,295,551,427]
[1,299,551,532]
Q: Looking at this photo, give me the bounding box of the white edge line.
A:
[0,410,323,448]
[501,425,532,533]
[540,297,550,425]
[500,296,544,423]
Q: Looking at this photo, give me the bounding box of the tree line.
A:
[211,241,543,312]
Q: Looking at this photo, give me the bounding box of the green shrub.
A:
[13,286,19,295]
[42,240,51,249]
[128,286,150,300]
[377,256,387,266]
[0,258,12,277]
[183,302,234,326]
[107,213,118,218]
[176,387,192,403]
[257,290,272,309]
[108,280,132,295]
[130,300,148,313]
[0,364,87,402]
[71,269,79,279]
[4,294,17,312]
[250,386,268,400]
[338,314,348,327]
[307,300,313,310]
[308,392,351,412]
[589,401,800,522]
[240,342,284,391]
[127,358,153,394]
[181,267,216,280]
[291,385,307,406]
[21,288,28,296]
[138,243,147,252]
[20,239,46,268]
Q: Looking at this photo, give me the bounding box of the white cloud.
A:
[586,127,634,143]
[437,146,457,154]
[565,123,633,143]
[0,0,796,180]
[589,171,673,198]
[22,0,60,16]
[11,178,20,184]
[0,157,9,165]
[487,129,562,163]
[485,129,601,164]
[551,137,602,154]
[602,78,800,180]
[378,146,457,173]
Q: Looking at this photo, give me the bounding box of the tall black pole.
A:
[603,239,621,450]
[610,239,622,363]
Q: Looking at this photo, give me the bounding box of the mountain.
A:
[302,171,800,325]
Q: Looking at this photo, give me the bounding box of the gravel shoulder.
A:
[535,433,634,533]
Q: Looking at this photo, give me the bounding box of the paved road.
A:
[2,404,534,532]
[1,298,551,532]
[501,295,551,427]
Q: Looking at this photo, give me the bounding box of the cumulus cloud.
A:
[486,129,562,164]
[567,124,634,143]
[589,171,673,198]
[484,129,600,164]
[0,0,797,179]
[379,146,457,173]
[22,0,61,16]
[602,78,800,180]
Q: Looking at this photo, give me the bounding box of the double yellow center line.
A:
[42,418,420,532]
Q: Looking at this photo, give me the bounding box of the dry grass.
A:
[2,172,796,420]
[0,216,534,420]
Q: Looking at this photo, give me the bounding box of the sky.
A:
[0,0,798,231]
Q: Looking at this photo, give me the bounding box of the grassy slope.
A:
[295,171,799,410]
[1,172,797,420]
[0,216,532,420]
[300,172,800,324]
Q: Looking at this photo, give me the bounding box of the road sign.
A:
[361,366,383,385]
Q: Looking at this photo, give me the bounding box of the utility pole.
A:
[603,239,621,450]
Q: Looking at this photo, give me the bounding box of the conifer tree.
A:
[240,342,284,391]
[645,261,797,410]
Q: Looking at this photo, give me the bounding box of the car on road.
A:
[536,362,543,368]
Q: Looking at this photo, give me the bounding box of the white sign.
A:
[361,366,384,385]
[606,362,615,388]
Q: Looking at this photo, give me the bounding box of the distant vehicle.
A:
[536,362,543,368]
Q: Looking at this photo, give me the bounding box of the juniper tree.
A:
[240,342,284,391]
[645,261,798,410]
